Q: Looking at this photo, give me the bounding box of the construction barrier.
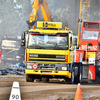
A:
[74,83,82,100]
[9,81,21,100]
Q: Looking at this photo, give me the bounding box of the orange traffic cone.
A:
[74,83,82,100]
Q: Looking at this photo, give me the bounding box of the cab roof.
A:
[29,28,73,34]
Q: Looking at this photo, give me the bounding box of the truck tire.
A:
[26,75,34,82]
[75,64,82,84]
[36,78,42,82]
[42,78,49,82]
[79,66,82,84]
[65,77,71,84]
[72,63,82,84]
[71,67,75,84]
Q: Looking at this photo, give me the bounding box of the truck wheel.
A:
[71,68,75,84]
[65,77,71,84]
[79,67,82,84]
[75,65,82,84]
[78,64,82,84]
[36,78,42,82]
[73,63,82,84]
[42,78,49,82]
[26,75,34,82]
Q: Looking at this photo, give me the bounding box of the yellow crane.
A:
[77,0,90,48]
[27,0,52,29]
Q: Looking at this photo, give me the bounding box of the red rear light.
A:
[65,55,68,62]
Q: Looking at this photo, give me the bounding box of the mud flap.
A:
[95,65,100,83]
[88,65,95,80]
[73,62,82,84]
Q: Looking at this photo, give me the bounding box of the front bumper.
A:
[25,69,71,78]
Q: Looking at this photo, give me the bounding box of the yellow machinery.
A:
[77,0,90,48]
[21,21,83,84]
[21,0,83,84]
[27,0,52,29]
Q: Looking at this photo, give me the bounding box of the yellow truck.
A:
[21,21,82,84]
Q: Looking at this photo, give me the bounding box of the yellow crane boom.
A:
[27,0,52,29]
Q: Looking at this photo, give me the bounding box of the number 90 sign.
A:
[12,94,19,99]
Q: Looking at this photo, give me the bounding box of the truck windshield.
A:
[28,33,68,50]
[82,30,99,40]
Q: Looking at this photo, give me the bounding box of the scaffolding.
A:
[82,0,90,21]
[77,0,90,48]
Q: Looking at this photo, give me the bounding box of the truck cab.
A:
[21,21,82,84]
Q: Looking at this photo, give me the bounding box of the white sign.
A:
[89,57,95,65]
[82,45,97,50]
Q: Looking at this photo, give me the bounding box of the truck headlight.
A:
[62,67,67,70]
[16,56,21,58]
[27,66,32,69]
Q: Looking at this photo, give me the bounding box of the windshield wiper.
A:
[28,44,45,49]
[53,43,64,50]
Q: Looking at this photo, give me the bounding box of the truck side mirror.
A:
[21,32,25,46]
[73,37,77,46]
[21,40,25,46]
[21,32,25,40]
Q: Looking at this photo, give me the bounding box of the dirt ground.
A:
[0,75,100,100]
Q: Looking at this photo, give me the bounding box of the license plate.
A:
[8,58,12,60]
[41,71,52,73]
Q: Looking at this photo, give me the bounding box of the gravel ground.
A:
[0,75,100,100]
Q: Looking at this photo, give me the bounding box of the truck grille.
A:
[29,54,65,62]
